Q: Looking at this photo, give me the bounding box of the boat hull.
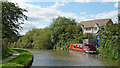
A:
[69,43,96,54]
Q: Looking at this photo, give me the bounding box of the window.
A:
[94,27,97,30]
[77,46,79,48]
[80,46,82,49]
[86,27,91,31]
[74,46,76,48]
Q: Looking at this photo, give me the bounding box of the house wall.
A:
[83,27,93,34]
[93,24,100,33]
[82,24,99,34]
[81,19,113,35]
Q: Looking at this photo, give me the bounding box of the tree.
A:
[50,16,76,46]
[2,2,27,54]
[2,2,27,39]
[16,28,51,49]
[98,23,119,60]
[49,16,85,50]
[118,14,120,22]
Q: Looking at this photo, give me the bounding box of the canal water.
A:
[27,49,118,66]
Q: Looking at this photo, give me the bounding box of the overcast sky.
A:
[8,0,119,35]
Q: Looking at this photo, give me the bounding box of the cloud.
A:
[91,10,118,23]
[114,2,118,8]
[95,10,117,19]
[80,12,86,15]
[8,0,120,2]
[74,0,90,2]
[18,2,87,22]
[74,0,119,2]
[101,0,119,2]
[21,21,48,29]
[8,0,118,35]
[18,3,58,22]
[50,1,68,9]
[13,2,88,35]
[8,0,26,3]
[19,21,48,35]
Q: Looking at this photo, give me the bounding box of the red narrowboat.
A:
[69,43,96,53]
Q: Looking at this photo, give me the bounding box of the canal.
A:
[27,49,118,66]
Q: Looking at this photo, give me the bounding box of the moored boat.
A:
[69,43,96,53]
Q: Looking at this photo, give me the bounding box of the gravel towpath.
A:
[0,50,19,64]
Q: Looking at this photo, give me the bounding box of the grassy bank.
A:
[1,50,13,60]
[1,49,33,68]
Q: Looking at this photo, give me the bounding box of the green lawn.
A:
[1,48,33,68]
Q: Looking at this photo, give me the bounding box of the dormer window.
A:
[94,27,97,30]
[86,27,91,31]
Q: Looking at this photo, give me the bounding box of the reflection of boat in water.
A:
[69,43,96,53]
[69,51,88,59]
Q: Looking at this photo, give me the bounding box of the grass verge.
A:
[1,50,13,60]
[1,48,33,68]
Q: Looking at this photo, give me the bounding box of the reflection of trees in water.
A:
[99,58,118,66]
[28,49,117,66]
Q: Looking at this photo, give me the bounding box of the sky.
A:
[7,0,119,35]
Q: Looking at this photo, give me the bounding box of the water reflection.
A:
[27,49,118,66]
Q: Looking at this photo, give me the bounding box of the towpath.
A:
[0,50,19,64]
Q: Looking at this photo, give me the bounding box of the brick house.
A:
[77,19,113,36]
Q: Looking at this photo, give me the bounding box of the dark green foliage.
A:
[16,28,51,49]
[118,14,120,22]
[1,49,33,67]
[1,49,13,60]
[33,28,51,49]
[16,16,84,50]
[2,1,27,54]
[2,2,27,39]
[82,33,94,39]
[98,23,120,60]
[49,16,83,50]
[50,17,76,45]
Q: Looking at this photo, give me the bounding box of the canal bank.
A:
[28,49,118,66]
[1,49,34,68]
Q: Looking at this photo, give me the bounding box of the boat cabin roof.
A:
[70,43,94,46]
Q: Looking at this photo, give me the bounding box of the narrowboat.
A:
[69,43,96,53]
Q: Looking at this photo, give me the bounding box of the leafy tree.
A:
[2,2,27,39]
[49,16,84,50]
[82,33,94,39]
[73,25,83,43]
[98,23,119,60]
[118,14,120,22]
[16,28,51,49]
[50,16,76,46]
[16,16,92,50]
[2,2,27,54]
[33,27,51,49]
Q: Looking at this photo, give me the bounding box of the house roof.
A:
[78,19,111,28]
